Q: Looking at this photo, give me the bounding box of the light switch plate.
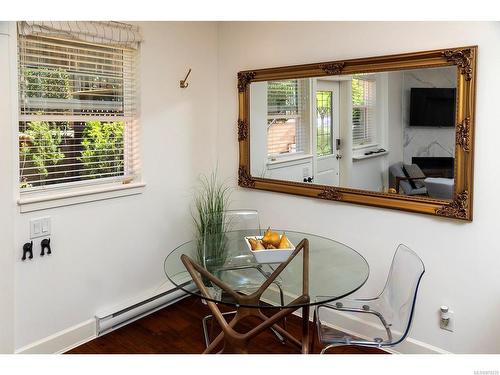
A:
[30,217,51,239]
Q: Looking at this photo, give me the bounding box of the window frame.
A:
[351,77,377,149]
[14,27,143,210]
[266,79,312,162]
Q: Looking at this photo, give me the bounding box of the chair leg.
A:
[257,265,288,340]
[265,284,287,345]
[269,325,285,343]
[202,311,237,348]
[320,343,345,354]
[202,314,212,348]
[209,313,215,346]
[278,284,287,333]
[315,306,346,355]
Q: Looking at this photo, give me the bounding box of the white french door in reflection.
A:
[313,80,340,186]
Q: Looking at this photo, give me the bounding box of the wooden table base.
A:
[181,239,310,354]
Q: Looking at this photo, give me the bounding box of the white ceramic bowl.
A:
[244,235,295,264]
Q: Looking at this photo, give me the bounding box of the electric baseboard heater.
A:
[95,281,195,336]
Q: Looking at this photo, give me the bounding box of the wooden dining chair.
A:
[312,244,425,354]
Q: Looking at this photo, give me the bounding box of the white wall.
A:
[217,21,500,354]
[350,157,386,192]
[0,22,15,353]
[8,21,220,350]
[249,81,268,177]
[387,71,404,167]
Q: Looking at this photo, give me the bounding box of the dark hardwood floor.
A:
[67,296,387,354]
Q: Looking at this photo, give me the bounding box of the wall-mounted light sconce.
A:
[180,68,192,88]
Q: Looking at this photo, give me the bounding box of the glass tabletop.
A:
[164,229,369,309]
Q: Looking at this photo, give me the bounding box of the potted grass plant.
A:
[192,170,232,275]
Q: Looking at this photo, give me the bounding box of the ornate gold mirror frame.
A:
[237,46,477,221]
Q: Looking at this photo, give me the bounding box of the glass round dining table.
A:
[164,229,369,354]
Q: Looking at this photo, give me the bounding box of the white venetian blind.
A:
[17,21,141,190]
[267,79,309,157]
[352,77,377,147]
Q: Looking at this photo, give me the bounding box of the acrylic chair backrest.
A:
[198,210,260,268]
[377,244,425,345]
[224,210,261,234]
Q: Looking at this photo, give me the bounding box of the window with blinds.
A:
[18,30,139,190]
[266,79,309,158]
[352,77,376,147]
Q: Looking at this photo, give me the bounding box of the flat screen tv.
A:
[409,88,456,127]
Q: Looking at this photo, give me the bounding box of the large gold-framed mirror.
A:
[237,47,476,221]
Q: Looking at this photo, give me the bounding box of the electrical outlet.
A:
[30,217,51,239]
[439,306,454,332]
[302,167,309,178]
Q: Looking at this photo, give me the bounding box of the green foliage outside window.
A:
[19,67,70,187]
[79,121,125,179]
[20,66,127,186]
[19,121,65,185]
[352,77,369,146]
[352,78,364,106]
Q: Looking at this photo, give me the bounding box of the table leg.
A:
[302,305,310,354]
[181,238,310,354]
[311,307,318,353]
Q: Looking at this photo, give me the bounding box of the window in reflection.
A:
[352,77,377,147]
[267,80,309,158]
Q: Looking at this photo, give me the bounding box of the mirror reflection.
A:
[249,66,457,200]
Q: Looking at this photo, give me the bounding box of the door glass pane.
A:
[316,91,333,156]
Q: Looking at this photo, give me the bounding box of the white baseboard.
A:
[16,284,191,354]
[15,319,96,354]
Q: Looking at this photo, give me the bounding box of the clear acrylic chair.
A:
[313,244,425,354]
[199,209,286,348]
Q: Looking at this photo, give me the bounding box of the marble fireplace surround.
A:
[402,66,456,165]
[412,156,454,178]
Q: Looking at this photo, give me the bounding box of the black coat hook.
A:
[41,238,51,256]
[22,241,33,261]
[180,68,192,88]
